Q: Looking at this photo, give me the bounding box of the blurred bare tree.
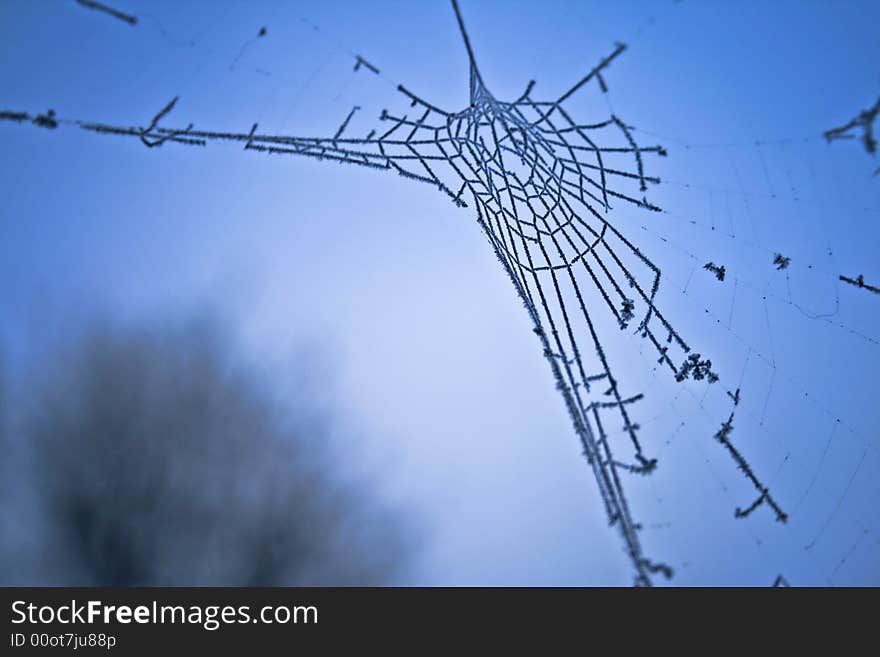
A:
[0,319,407,585]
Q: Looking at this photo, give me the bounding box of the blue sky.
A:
[2,0,879,585]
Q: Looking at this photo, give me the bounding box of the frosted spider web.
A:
[2,0,879,585]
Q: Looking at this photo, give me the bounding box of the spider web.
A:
[2,0,879,586]
[606,130,880,585]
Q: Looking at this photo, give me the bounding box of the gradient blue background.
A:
[2,0,879,585]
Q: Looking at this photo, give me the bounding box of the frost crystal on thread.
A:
[825,96,879,176]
